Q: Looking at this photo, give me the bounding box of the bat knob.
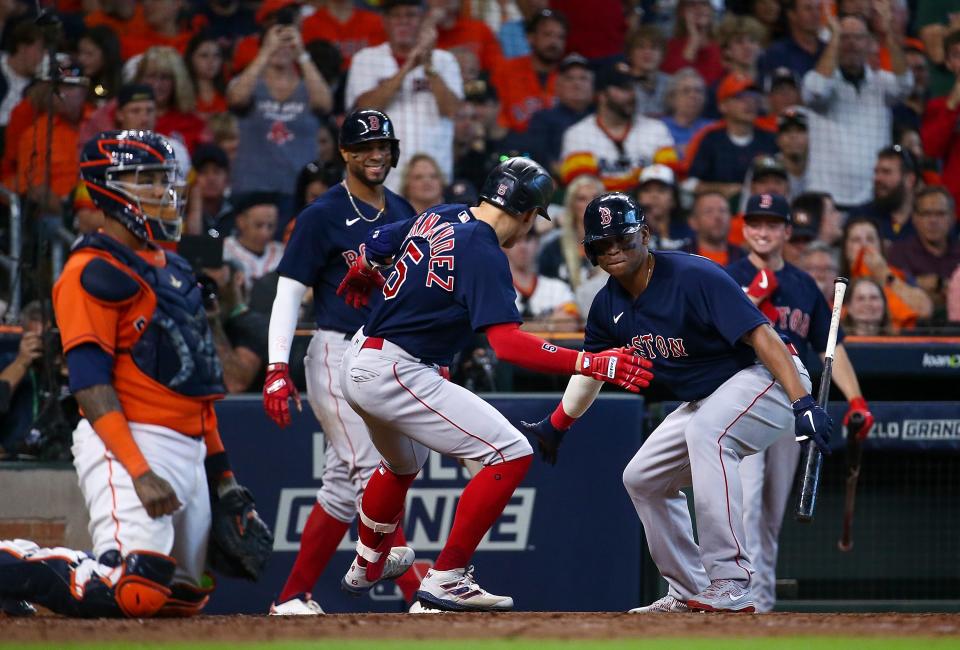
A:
[837,540,853,552]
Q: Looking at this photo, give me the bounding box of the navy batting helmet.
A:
[339,109,400,167]
[478,157,555,219]
[80,130,185,243]
[582,192,646,264]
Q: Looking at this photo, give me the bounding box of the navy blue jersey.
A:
[725,258,843,354]
[584,251,768,402]
[365,204,521,365]
[277,183,416,334]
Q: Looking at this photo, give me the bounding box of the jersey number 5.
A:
[383,240,424,300]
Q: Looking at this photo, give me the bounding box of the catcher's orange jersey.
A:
[53,244,220,437]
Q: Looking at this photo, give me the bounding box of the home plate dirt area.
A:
[2,612,959,643]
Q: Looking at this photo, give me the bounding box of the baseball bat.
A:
[794,277,848,523]
[837,411,866,551]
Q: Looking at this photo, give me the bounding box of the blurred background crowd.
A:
[0,0,958,459]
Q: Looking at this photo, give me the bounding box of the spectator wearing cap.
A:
[661,0,724,86]
[686,73,778,200]
[682,190,745,266]
[498,0,547,59]
[223,193,286,293]
[791,191,844,250]
[921,30,960,210]
[716,14,766,82]
[561,60,674,192]
[848,145,918,247]
[636,164,691,251]
[228,5,332,211]
[347,0,463,193]
[757,0,824,85]
[13,59,89,213]
[523,53,593,174]
[892,38,929,132]
[626,26,672,118]
[491,8,566,133]
[755,68,800,132]
[429,0,504,78]
[0,23,43,129]
[888,186,960,319]
[119,0,197,60]
[301,0,386,71]
[802,13,912,208]
[661,68,711,158]
[773,108,809,199]
[186,143,233,237]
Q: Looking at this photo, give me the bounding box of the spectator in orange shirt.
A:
[429,0,504,77]
[493,8,566,133]
[300,0,385,71]
[76,26,123,106]
[16,62,89,214]
[120,0,196,60]
[185,32,227,119]
[85,0,144,33]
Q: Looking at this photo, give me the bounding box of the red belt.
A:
[361,337,384,351]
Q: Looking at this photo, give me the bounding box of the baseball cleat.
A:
[628,595,690,613]
[408,600,445,614]
[687,579,756,613]
[414,565,513,612]
[341,546,415,596]
[1,598,36,617]
[269,593,324,615]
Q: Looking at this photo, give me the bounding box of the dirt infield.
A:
[1,612,959,643]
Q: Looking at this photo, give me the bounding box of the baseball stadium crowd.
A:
[0,0,959,456]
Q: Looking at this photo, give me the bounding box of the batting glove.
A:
[843,396,874,441]
[336,258,386,309]
[577,348,653,393]
[520,410,571,466]
[793,394,833,454]
[746,268,778,301]
[263,363,301,428]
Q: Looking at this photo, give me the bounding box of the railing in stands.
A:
[0,187,21,323]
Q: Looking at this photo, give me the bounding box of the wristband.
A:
[549,403,576,431]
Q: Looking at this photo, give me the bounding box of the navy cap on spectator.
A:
[525,8,567,34]
[765,66,798,93]
[789,207,819,241]
[777,106,808,132]
[382,0,424,11]
[744,193,790,222]
[559,53,591,74]
[751,155,788,181]
[117,83,155,108]
[193,143,229,171]
[444,179,479,205]
[596,61,634,91]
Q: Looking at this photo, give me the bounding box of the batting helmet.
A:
[478,157,555,219]
[339,109,400,167]
[80,130,185,243]
[582,192,646,264]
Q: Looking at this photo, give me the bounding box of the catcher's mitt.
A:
[208,485,273,581]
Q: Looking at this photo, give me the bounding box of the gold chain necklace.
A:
[342,180,385,223]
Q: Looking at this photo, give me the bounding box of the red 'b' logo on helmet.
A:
[759,193,772,209]
[599,206,612,226]
[368,115,380,131]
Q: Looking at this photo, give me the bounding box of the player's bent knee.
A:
[114,551,176,618]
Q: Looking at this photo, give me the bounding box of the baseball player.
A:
[523,192,834,613]
[335,157,653,612]
[727,193,874,613]
[263,109,420,615]
[0,130,267,617]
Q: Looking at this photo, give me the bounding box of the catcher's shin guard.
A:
[156,578,214,617]
[113,551,177,617]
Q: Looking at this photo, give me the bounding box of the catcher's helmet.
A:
[339,109,400,167]
[478,157,555,219]
[80,130,185,242]
[582,192,646,264]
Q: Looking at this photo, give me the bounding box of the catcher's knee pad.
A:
[114,551,175,618]
[156,578,214,617]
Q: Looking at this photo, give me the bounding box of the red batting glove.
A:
[577,349,654,393]
[263,362,301,428]
[843,396,874,441]
[746,268,778,301]
[336,258,386,309]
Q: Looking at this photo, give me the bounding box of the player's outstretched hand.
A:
[520,416,567,466]
[793,395,832,454]
[133,470,182,518]
[263,362,301,428]
[336,258,386,309]
[843,396,874,441]
[577,348,653,393]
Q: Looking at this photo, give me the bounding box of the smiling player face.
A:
[341,141,393,188]
[594,227,649,280]
[742,215,789,257]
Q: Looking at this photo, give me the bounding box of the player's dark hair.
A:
[914,184,956,214]
[7,21,43,54]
